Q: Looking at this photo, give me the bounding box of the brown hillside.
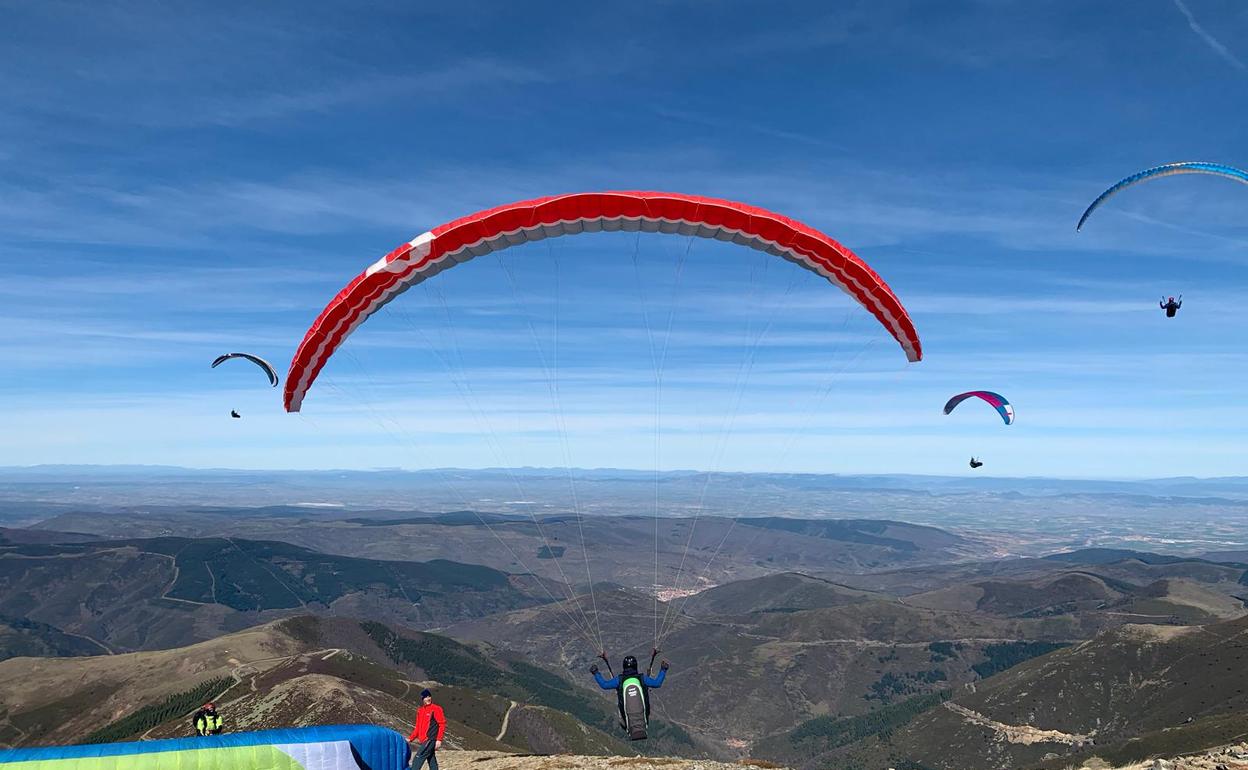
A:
[0,617,623,757]
[796,616,1248,770]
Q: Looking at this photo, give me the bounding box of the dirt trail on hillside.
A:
[944,702,1094,746]
[495,702,517,742]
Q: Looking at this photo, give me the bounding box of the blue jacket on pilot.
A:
[593,667,667,690]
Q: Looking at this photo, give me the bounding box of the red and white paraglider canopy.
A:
[284,191,923,412]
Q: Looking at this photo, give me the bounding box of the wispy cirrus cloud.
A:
[122,59,551,130]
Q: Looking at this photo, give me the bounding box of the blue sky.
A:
[4,0,1248,478]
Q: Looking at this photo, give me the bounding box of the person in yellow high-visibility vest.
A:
[193,703,224,736]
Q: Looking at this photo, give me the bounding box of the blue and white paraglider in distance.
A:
[1076,161,1248,231]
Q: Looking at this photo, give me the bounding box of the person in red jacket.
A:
[407,689,446,770]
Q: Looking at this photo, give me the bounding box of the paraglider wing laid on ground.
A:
[944,391,1015,425]
[284,191,923,412]
[0,725,409,770]
[212,353,280,387]
[1077,161,1248,231]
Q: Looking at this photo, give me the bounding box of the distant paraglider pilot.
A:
[230,410,241,419]
[193,702,223,736]
[407,689,445,770]
[1160,295,1182,318]
[969,457,983,469]
[591,653,668,740]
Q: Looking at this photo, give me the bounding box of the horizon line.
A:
[0,462,1239,485]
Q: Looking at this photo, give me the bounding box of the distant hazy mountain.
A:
[5,465,1248,507]
[22,509,982,597]
[0,535,539,656]
[7,465,1248,560]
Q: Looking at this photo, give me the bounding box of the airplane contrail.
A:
[1172,0,1247,71]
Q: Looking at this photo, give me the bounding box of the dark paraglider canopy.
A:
[211,353,279,387]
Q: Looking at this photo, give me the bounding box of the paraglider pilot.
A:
[1160,296,1182,318]
[591,652,668,739]
[969,457,983,469]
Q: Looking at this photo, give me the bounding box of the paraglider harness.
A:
[969,457,983,469]
[598,649,660,741]
[1160,295,1182,318]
